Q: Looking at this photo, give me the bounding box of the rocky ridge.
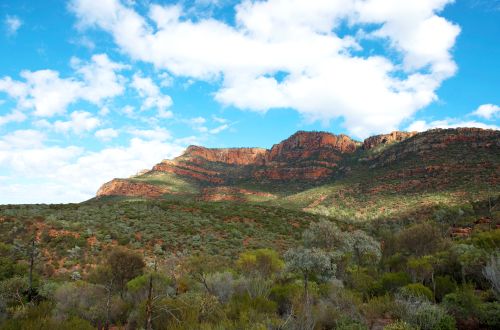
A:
[96,128,499,199]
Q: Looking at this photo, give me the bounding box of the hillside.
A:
[96,127,500,221]
[1,128,499,330]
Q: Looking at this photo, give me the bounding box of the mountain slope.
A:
[95,128,500,221]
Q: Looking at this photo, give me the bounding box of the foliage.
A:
[378,272,411,294]
[400,283,434,301]
[396,223,443,257]
[236,249,284,278]
[434,276,457,302]
[483,254,500,298]
[284,247,335,285]
[107,247,145,295]
[395,294,455,330]
[383,320,416,330]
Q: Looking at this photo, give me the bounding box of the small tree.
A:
[348,230,382,268]
[185,254,227,295]
[483,254,500,299]
[107,248,145,297]
[236,248,284,278]
[285,247,334,330]
[302,220,348,251]
[284,247,334,301]
[397,223,442,256]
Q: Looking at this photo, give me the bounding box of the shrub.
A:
[395,294,455,330]
[379,272,411,293]
[434,276,457,302]
[400,283,434,301]
[205,271,234,303]
[396,223,442,256]
[335,316,369,330]
[442,284,481,321]
[269,282,302,315]
[236,249,284,278]
[478,302,500,328]
[383,320,416,330]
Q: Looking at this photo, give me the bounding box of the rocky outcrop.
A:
[366,128,500,168]
[146,131,358,184]
[363,131,417,150]
[96,179,171,198]
[267,131,359,162]
[182,146,267,165]
[96,128,500,198]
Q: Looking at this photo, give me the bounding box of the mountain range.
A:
[95,127,499,221]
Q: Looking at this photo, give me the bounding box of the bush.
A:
[383,320,416,330]
[395,294,455,330]
[478,302,500,328]
[269,282,302,315]
[335,316,369,330]
[400,283,434,301]
[206,271,234,303]
[379,272,411,294]
[442,284,481,320]
[435,276,457,302]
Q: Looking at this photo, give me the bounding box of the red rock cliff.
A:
[363,131,417,150]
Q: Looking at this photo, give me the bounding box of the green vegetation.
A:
[0,196,498,329]
[0,129,498,328]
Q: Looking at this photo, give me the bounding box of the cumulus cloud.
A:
[0,110,26,126]
[0,54,126,117]
[129,127,172,141]
[70,0,460,137]
[52,111,101,134]
[471,104,500,120]
[95,128,119,141]
[0,129,187,203]
[131,73,173,118]
[5,15,22,35]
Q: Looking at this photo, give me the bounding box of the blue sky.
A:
[0,0,499,203]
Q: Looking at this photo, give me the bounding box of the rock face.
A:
[182,146,267,165]
[97,179,171,198]
[267,131,359,162]
[96,128,500,199]
[363,131,417,150]
[149,131,360,184]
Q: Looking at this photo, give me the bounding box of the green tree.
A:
[107,248,145,297]
[236,248,284,278]
[397,223,442,256]
[349,230,382,268]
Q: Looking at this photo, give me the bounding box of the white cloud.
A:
[95,128,119,141]
[70,0,460,137]
[471,104,500,120]
[129,127,171,141]
[407,119,499,132]
[121,105,136,117]
[0,130,186,203]
[99,106,110,116]
[5,15,22,35]
[0,54,126,117]
[52,111,101,134]
[130,73,173,118]
[209,124,229,134]
[0,110,26,126]
[212,115,228,124]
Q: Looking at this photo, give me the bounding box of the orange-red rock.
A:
[363,131,417,150]
[97,179,171,198]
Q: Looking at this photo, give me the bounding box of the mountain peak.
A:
[96,128,499,199]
